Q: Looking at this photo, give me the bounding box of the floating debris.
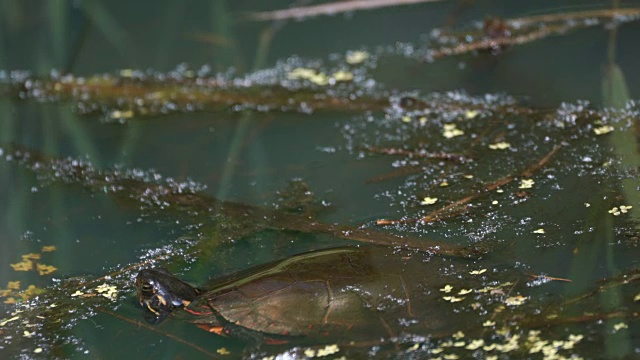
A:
[443,123,464,138]
[420,197,438,205]
[488,142,510,150]
[504,295,527,306]
[518,179,535,189]
[608,205,632,216]
[593,125,614,135]
[346,51,369,64]
[469,269,487,275]
[532,228,545,234]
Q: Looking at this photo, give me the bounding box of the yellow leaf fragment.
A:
[420,197,438,205]
[71,291,84,297]
[431,347,444,354]
[217,347,231,355]
[407,343,420,351]
[346,50,369,64]
[7,281,20,290]
[287,67,316,79]
[440,284,453,293]
[443,353,459,359]
[593,125,614,135]
[3,297,16,304]
[95,283,118,300]
[316,344,340,357]
[533,228,545,234]
[332,70,353,81]
[483,320,496,327]
[442,123,464,139]
[634,293,640,302]
[110,110,134,119]
[402,116,412,123]
[519,179,535,189]
[465,339,484,350]
[492,200,499,205]
[36,264,57,276]
[439,181,449,187]
[452,331,465,339]
[469,269,487,275]
[465,110,479,119]
[504,295,527,306]
[613,322,628,331]
[10,261,33,272]
[463,174,473,179]
[34,348,43,354]
[22,253,41,261]
[458,289,472,295]
[41,246,57,253]
[488,142,510,150]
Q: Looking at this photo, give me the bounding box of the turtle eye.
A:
[141,282,153,293]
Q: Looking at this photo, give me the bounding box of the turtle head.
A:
[136,268,201,323]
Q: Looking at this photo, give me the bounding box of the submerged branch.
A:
[1,144,478,257]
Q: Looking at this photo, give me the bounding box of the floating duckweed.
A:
[420,197,438,205]
[465,110,479,119]
[452,331,465,340]
[443,296,465,303]
[345,50,369,64]
[458,289,472,295]
[443,353,459,359]
[287,67,316,79]
[443,123,464,138]
[469,269,487,275]
[7,281,20,290]
[488,142,510,150]
[95,283,118,300]
[304,344,340,358]
[10,260,33,271]
[465,339,484,350]
[332,70,353,81]
[110,110,134,119]
[504,295,527,306]
[483,320,496,327]
[533,228,545,234]
[440,181,449,187]
[217,347,230,355]
[317,344,340,357]
[613,322,628,331]
[36,264,57,276]
[119,69,135,77]
[486,356,498,360]
[593,125,614,135]
[402,116,411,123]
[519,179,535,189]
[41,245,56,252]
[440,284,453,293]
[453,341,466,347]
[608,205,632,216]
[431,347,444,354]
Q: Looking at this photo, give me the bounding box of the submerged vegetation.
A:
[0,1,639,358]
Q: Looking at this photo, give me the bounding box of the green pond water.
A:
[1,1,640,359]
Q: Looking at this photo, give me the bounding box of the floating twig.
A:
[247,0,442,21]
[363,146,470,162]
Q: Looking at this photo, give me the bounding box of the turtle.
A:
[136,246,459,342]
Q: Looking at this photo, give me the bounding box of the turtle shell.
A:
[185,247,417,338]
